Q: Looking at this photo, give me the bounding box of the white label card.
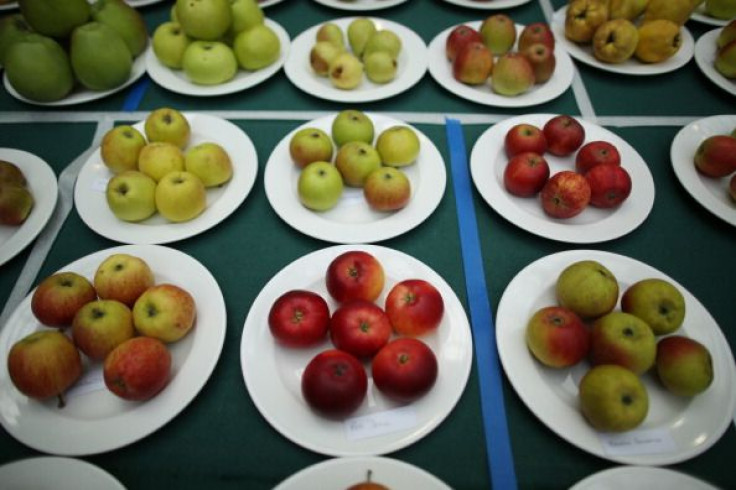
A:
[599,427,677,456]
[344,406,418,441]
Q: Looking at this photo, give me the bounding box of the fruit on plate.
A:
[309,41,342,77]
[152,21,191,69]
[0,14,33,66]
[555,260,619,320]
[347,17,377,58]
[326,250,385,304]
[362,29,402,60]
[521,42,556,84]
[446,24,484,62]
[175,0,231,41]
[297,161,344,212]
[590,311,657,375]
[363,50,397,84]
[233,23,280,71]
[100,125,147,174]
[331,110,375,147]
[268,289,330,347]
[608,0,649,20]
[491,52,535,97]
[730,173,736,201]
[575,140,621,174]
[144,107,190,149]
[634,19,682,64]
[656,336,714,396]
[717,20,736,49]
[525,305,590,368]
[137,142,186,182]
[335,141,382,187]
[385,279,444,336]
[375,125,420,167]
[578,364,649,432]
[316,22,345,49]
[31,271,97,327]
[452,41,493,85]
[330,299,392,358]
[70,21,133,91]
[518,22,555,52]
[104,336,172,401]
[363,167,411,212]
[0,160,27,186]
[371,337,438,403]
[346,471,389,490]
[7,330,82,407]
[155,171,207,223]
[620,278,686,335]
[229,0,264,36]
[93,253,155,307]
[132,283,196,343]
[106,170,157,222]
[543,115,585,157]
[642,0,696,25]
[585,163,632,208]
[503,152,550,197]
[479,14,516,56]
[301,349,367,418]
[705,0,736,19]
[19,0,90,38]
[505,123,548,158]
[565,0,610,44]
[592,19,639,64]
[0,181,34,226]
[716,40,736,78]
[693,135,736,177]
[71,299,135,361]
[182,40,238,85]
[92,0,148,58]
[540,171,591,219]
[328,52,363,90]
[184,142,233,187]
[289,127,334,169]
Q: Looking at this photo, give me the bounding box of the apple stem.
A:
[57,393,66,409]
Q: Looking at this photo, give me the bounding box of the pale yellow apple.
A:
[184,142,233,187]
[154,171,206,222]
[138,142,185,182]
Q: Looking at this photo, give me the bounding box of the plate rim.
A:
[311,0,410,11]
[0,456,126,490]
[441,0,532,10]
[569,465,721,490]
[693,28,736,97]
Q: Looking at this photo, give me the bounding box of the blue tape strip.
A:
[121,76,150,112]
[445,118,517,490]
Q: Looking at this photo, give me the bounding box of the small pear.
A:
[364,50,397,84]
[316,22,345,49]
[310,41,343,77]
[328,52,363,90]
[347,17,377,58]
[363,30,402,59]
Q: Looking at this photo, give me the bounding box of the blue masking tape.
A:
[121,76,150,112]
[445,118,517,490]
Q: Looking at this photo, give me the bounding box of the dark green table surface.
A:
[0,0,734,488]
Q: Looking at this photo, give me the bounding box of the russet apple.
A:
[445,24,483,62]
[540,171,591,219]
[326,250,385,304]
[104,336,172,401]
[137,142,185,182]
[334,141,381,187]
[184,142,233,187]
[656,336,714,397]
[620,278,686,335]
[504,123,547,158]
[375,125,421,167]
[289,127,334,168]
[479,14,516,55]
[31,271,97,327]
[72,299,135,361]
[155,171,207,223]
[579,364,649,432]
[363,167,411,211]
[693,134,736,177]
[555,260,619,320]
[106,170,157,222]
[94,253,155,307]
[144,107,190,149]
[590,311,657,375]
[452,41,493,85]
[297,161,344,211]
[585,163,632,208]
[100,125,147,174]
[491,52,536,97]
[133,283,196,343]
[525,305,590,368]
[331,110,374,147]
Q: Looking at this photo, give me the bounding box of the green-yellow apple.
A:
[620,278,686,335]
[555,260,619,320]
[94,253,155,307]
[362,29,402,59]
[364,50,397,84]
[100,124,147,174]
[656,335,714,396]
[590,311,657,375]
[491,52,536,97]
[375,125,421,167]
[72,299,135,361]
[705,0,736,19]
[335,141,382,187]
[31,271,97,327]
[0,14,33,66]
[175,0,232,41]
[579,364,649,432]
[347,17,377,58]
[329,52,363,90]
[0,160,27,186]
[106,170,157,222]
[154,171,207,223]
[289,127,334,168]
[229,0,264,37]
[525,305,590,368]
[0,182,33,226]
[144,107,190,149]
[715,39,736,78]
[297,161,344,211]
[363,167,411,211]
[152,21,191,70]
[315,22,345,49]
[310,41,343,77]
[331,109,374,147]
[479,14,516,55]
[104,336,171,400]
[184,142,233,187]
[593,19,639,64]
[182,40,238,85]
[133,283,197,343]
[233,23,280,71]
[137,142,185,182]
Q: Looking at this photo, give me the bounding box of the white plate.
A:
[694,28,736,97]
[259,0,285,7]
[570,465,720,490]
[0,244,227,455]
[0,457,125,490]
[284,17,427,103]
[241,244,473,457]
[264,113,446,244]
[3,47,148,106]
[496,249,736,466]
[275,456,452,489]
[442,0,532,10]
[551,7,695,75]
[145,19,290,97]
[691,4,732,27]
[74,113,258,245]
[0,2,16,11]
[427,21,575,108]
[670,114,736,227]
[469,114,655,243]
[0,148,58,267]
[126,0,164,6]
[311,0,409,11]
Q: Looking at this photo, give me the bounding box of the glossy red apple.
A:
[585,163,632,208]
[31,272,97,327]
[301,349,368,418]
[503,152,550,197]
[693,134,736,178]
[525,306,590,368]
[104,336,172,401]
[540,170,591,219]
[329,299,392,358]
[518,22,555,52]
[543,115,586,157]
[452,41,493,85]
[371,337,438,403]
[326,250,385,304]
[504,123,547,158]
[385,279,444,337]
[445,24,484,62]
[268,289,330,348]
[575,140,621,174]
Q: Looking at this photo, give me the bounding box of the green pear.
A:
[90,0,149,57]
[316,22,345,49]
[0,14,34,65]
[19,0,90,38]
[0,182,34,226]
[363,30,402,59]
[4,33,74,102]
[71,22,132,91]
[347,17,377,58]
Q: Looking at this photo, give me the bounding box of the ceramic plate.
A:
[0,244,227,455]
[311,0,409,11]
[670,114,736,227]
[4,47,147,106]
[275,456,452,489]
[145,19,290,96]
[427,21,575,107]
[0,1,16,11]
[570,465,720,490]
[496,249,736,466]
[0,148,58,267]
[241,244,473,457]
[284,17,427,103]
[264,113,446,244]
[442,0,532,10]
[469,114,655,243]
[74,113,257,245]
[127,0,164,6]
[690,4,731,27]
[260,0,286,6]
[551,8,695,75]
[694,28,736,96]
[0,457,125,490]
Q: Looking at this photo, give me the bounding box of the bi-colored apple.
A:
[100,125,146,174]
[504,123,547,158]
[540,170,591,219]
[522,43,555,84]
[104,336,172,401]
[384,279,444,337]
[31,271,97,327]
[72,299,135,361]
[525,305,590,368]
[590,311,657,375]
[363,167,411,212]
[491,52,535,97]
[575,140,621,174]
[335,141,382,187]
[371,337,438,403]
[479,14,516,55]
[132,283,196,343]
[93,253,155,308]
[585,163,632,208]
[656,336,714,397]
[445,24,483,62]
[326,250,385,304]
[518,22,555,52]
[289,127,334,168]
[329,299,392,358]
[693,134,736,178]
[452,41,493,85]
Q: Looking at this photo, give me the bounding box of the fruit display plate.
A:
[690,4,731,27]
[694,28,736,97]
[240,244,473,457]
[496,249,736,466]
[441,0,532,12]
[145,19,290,97]
[274,456,452,489]
[74,113,258,245]
[0,244,227,456]
[0,148,58,267]
[264,113,446,244]
[670,114,736,227]
[311,0,410,11]
[570,465,720,490]
[427,21,575,108]
[469,114,655,243]
[551,7,695,76]
[283,17,427,103]
[0,457,125,490]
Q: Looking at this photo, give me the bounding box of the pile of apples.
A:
[692,121,736,200]
[7,253,197,406]
[0,160,34,226]
[446,15,556,97]
[290,109,419,213]
[268,250,443,418]
[502,114,632,219]
[713,20,736,80]
[102,107,233,224]
[151,0,280,85]
[526,259,714,432]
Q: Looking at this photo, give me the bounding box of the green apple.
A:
[106,170,157,222]
[364,50,397,84]
[175,0,232,41]
[348,17,377,58]
[479,14,516,55]
[30,271,97,328]
[4,33,74,103]
[72,299,135,361]
[491,52,536,97]
[182,40,238,85]
[363,29,402,59]
[94,253,155,307]
[555,260,619,320]
[375,126,421,167]
[0,182,34,226]
[706,0,736,19]
[233,23,280,71]
[100,124,147,174]
[70,21,133,92]
[144,107,191,149]
[289,127,334,168]
[90,0,149,58]
[363,167,411,212]
[184,142,233,187]
[19,0,90,38]
[155,171,207,223]
[229,0,264,37]
[152,21,191,70]
[133,283,197,343]
[329,52,364,90]
[137,142,185,182]
[579,364,649,432]
[297,161,344,211]
[590,311,657,375]
[620,278,686,335]
[310,41,343,77]
[316,22,345,49]
[331,109,374,147]
[334,141,382,187]
[656,335,714,397]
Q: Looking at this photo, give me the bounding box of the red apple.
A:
[575,140,621,174]
[301,349,367,418]
[326,250,385,304]
[371,337,438,403]
[329,299,392,358]
[385,279,444,336]
[93,253,155,308]
[693,134,736,178]
[503,152,550,197]
[518,22,555,52]
[525,306,590,368]
[540,170,591,219]
[31,272,98,327]
[543,115,586,157]
[445,24,484,62]
[656,336,714,397]
[268,289,330,348]
[585,163,632,208]
[504,123,547,158]
[104,336,172,401]
[452,41,493,85]
[521,43,556,84]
